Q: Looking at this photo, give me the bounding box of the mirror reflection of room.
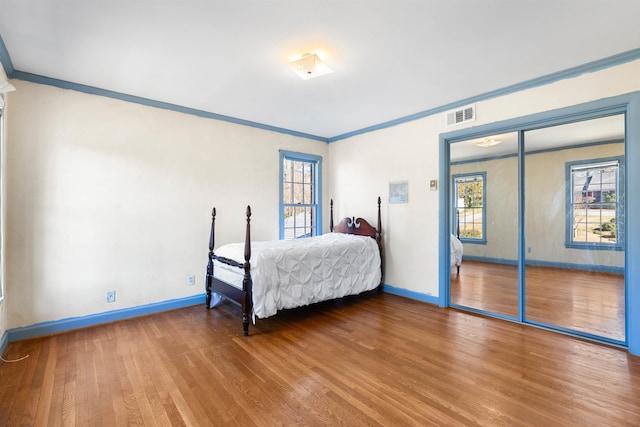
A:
[449,114,625,344]
[524,115,625,342]
[449,132,519,319]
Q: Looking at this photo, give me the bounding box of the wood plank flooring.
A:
[2,293,640,426]
[451,260,625,341]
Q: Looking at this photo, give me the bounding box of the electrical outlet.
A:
[106,290,116,303]
[187,275,196,286]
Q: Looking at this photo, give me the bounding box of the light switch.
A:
[430,179,438,191]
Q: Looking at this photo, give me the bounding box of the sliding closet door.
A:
[449,132,519,319]
[523,115,626,343]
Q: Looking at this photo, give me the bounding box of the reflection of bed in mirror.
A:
[451,234,463,274]
[451,211,463,274]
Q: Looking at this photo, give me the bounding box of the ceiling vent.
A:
[445,104,475,127]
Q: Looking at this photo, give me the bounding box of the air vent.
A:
[445,104,476,127]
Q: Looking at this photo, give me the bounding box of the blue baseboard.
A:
[463,256,518,265]
[0,330,9,357]
[463,255,624,275]
[7,294,206,343]
[384,284,440,306]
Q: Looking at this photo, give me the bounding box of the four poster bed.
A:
[206,197,384,335]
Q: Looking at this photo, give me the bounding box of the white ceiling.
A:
[1,0,639,140]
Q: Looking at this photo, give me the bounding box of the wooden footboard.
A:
[206,206,253,336]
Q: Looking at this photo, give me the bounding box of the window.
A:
[567,157,624,250]
[452,172,486,243]
[279,151,322,240]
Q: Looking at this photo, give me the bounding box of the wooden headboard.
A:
[330,197,382,240]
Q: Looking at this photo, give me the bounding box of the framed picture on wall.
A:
[389,180,408,203]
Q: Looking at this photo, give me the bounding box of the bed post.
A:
[330,199,334,232]
[376,196,384,293]
[376,196,382,240]
[456,209,461,274]
[206,207,216,309]
[242,206,253,336]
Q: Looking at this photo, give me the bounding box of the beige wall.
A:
[4,80,328,328]
[329,59,640,296]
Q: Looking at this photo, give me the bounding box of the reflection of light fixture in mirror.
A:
[475,137,502,148]
[290,53,333,80]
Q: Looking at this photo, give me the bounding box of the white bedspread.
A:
[451,234,463,267]
[212,233,382,319]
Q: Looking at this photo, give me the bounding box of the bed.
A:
[205,197,384,335]
[451,212,463,274]
[451,234,463,274]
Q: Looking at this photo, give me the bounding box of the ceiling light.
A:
[290,53,333,80]
[475,137,502,148]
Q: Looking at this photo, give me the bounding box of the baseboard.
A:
[383,284,439,305]
[462,255,518,265]
[7,293,206,343]
[463,255,624,274]
[0,330,8,357]
[524,259,624,274]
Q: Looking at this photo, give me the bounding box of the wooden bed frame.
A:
[206,197,384,335]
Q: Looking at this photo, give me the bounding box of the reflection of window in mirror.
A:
[452,172,485,242]
[566,157,624,250]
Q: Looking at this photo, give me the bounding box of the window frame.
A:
[452,171,487,244]
[565,155,625,251]
[279,150,322,240]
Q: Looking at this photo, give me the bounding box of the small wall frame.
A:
[389,180,408,204]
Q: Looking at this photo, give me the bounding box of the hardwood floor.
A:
[450,261,520,318]
[2,293,640,426]
[451,260,625,341]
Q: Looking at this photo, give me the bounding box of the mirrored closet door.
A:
[523,115,626,343]
[448,114,627,345]
[449,132,519,319]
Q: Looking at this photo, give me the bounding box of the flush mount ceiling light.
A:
[290,53,333,80]
[475,137,502,148]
